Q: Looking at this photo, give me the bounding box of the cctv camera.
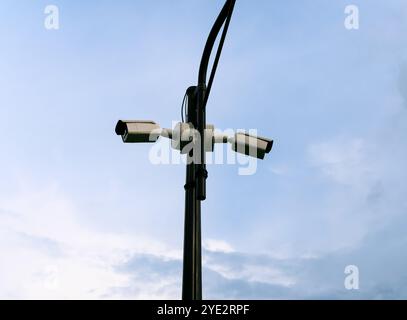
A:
[230,132,273,160]
[115,120,161,143]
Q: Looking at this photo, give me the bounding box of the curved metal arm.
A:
[195,0,236,201]
[198,0,236,90]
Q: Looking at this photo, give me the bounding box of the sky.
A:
[0,0,407,299]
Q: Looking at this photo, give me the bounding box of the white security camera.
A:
[230,132,273,159]
[115,120,161,143]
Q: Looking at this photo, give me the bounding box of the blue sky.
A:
[0,0,407,299]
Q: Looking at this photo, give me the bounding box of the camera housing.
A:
[230,132,273,159]
[115,120,161,143]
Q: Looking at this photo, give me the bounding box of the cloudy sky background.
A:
[0,0,407,299]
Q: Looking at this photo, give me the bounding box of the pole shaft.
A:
[182,87,202,300]
[182,0,236,300]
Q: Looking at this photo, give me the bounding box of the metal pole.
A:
[182,0,236,300]
[182,87,202,300]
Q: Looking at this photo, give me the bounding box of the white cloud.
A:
[268,164,290,176]
[0,181,181,299]
[308,137,370,187]
[1,178,407,299]
[203,239,235,253]
[205,261,296,288]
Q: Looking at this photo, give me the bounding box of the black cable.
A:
[198,0,234,86]
[181,92,188,122]
[203,0,236,109]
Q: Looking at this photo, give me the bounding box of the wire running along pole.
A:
[202,0,236,108]
[196,0,236,201]
[198,0,236,91]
